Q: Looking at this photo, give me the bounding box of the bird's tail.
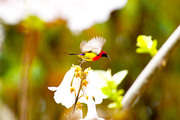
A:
[69,53,79,55]
[64,52,79,55]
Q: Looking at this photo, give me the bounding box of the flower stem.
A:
[73,71,85,113]
[19,30,39,120]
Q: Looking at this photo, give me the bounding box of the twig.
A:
[121,25,180,109]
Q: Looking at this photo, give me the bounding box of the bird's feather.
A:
[80,37,106,54]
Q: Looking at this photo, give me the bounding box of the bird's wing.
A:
[80,37,106,54]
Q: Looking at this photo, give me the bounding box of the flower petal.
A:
[48,87,57,91]
[50,67,76,108]
[80,70,107,104]
[112,70,128,85]
[82,97,104,120]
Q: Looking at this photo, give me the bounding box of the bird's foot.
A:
[79,59,86,66]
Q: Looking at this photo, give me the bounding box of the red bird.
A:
[69,37,110,62]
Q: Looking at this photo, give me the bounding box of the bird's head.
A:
[101,51,111,60]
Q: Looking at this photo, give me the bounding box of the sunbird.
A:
[71,37,110,113]
[69,37,110,63]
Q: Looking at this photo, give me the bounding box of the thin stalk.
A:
[73,72,85,113]
[19,30,39,120]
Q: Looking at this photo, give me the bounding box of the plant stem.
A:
[121,25,180,109]
[19,30,39,120]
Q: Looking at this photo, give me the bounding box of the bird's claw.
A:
[79,59,86,66]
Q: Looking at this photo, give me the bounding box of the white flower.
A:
[81,97,104,120]
[0,0,26,24]
[54,0,128,33]
[48,67,77,108]
[0,0,127,33]
[48,65,107,109]
[26,0,59,22]
[94,69,128,86]
[79,69,107,104]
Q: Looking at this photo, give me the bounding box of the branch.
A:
[121,25,180,109]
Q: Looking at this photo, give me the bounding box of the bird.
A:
[70,37,110,113]
[69,37,110,64]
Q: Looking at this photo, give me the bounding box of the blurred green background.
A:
[0,0,180,120]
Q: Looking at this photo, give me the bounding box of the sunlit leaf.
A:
[136,47,148,53]
[95,69,127,109]
[108,102,117,108]
[136,35,158,57]
[117,89,125,96]
[101,86,110,96]
[21,16,45,31]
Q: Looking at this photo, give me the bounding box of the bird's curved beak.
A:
[107,55,111,61]
[103,54,111,61]
[102,53,111,61]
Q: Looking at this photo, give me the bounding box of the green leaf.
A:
[150,39,158,56]
[137,35,152,48]
[152,39,157,49]
[101,86,110,96]
[95,69,127,109]
[136,35,158,57]
[136,48,148,53]
[112,70,128,85]
[117,96,123,102]
[21,16,45,31]
[108,102,118,108]
[117,89,125,96]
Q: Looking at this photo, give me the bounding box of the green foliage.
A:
[95,69,128,109]
[136,35,158,57]
[21,16,45,31]
[0,0,180,119]
[30,59,46,86]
